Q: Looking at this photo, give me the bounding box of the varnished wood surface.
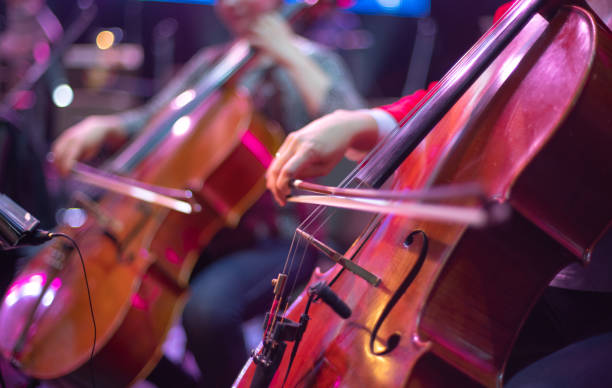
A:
[236,5,612,388]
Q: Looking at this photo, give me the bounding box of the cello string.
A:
[286,233,306,283]
[274,231,309,327]
[284,232,311,309]
[275,206,333,313]
[294,118,394,235]
[281,224,315,309]
[270,0,548,379]
[354,0,540,189]
[267,233,298,338]
[278,198,334,317]
[347,0,526,189]
[275,59,458,309]
[297,163,376,235]
[274,0,520,319]
[295,114,387,231]
[280,121,404,303]
[279,41,453,297]
[295,0,506,198]
[281,226,300,275]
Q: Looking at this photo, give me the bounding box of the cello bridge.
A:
[296,229,380,286]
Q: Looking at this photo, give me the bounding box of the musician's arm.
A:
[266,84,434,205]
[266,109,379,205]
[266,1,515,204]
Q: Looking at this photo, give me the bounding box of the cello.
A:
[235,0,612,386]
[0,1,334,386]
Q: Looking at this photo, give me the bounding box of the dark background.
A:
[45,0,509,100]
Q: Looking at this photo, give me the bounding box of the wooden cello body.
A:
[236,3,612,387]
[0,83,282,386]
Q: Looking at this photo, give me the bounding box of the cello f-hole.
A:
[369,230,428,356]
[403,231,418,247]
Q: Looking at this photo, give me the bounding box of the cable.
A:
[0,358,6,388]
[50,232,96,388]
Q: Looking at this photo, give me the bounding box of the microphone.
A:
[0,194,52,249]
[309,282,352,319]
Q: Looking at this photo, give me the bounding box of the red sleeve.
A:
[378,82,438,123]
[494,2,515,24]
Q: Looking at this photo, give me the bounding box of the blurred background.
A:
[0,0,509,297]
[1,1,611,386]
[0,0,509,220]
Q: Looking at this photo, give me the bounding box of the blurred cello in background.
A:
[0,1,335,386]
[236,0,612,386]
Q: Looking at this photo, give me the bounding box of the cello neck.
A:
[358,0,553,189]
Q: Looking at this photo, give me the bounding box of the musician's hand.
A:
[247,12,298,67]
[51,115,127,176]
[266,109,380,206]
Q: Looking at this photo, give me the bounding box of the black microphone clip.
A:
[0,194,52,249]
[308,281,352,319]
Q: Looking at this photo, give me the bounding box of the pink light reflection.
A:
[165,248,181,264]
[4,273,49,307]
[50,278,62,289]
[132,294,148,310]
[333,376,342,388]
[241,131,273,168]
[12,91,36,111]
[41,277,63,307]
[33,42,51,63]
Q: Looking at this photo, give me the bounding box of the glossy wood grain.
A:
[236,5,612,388]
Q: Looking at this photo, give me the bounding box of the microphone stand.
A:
[249,280,351,388]
[250,300,311,388]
